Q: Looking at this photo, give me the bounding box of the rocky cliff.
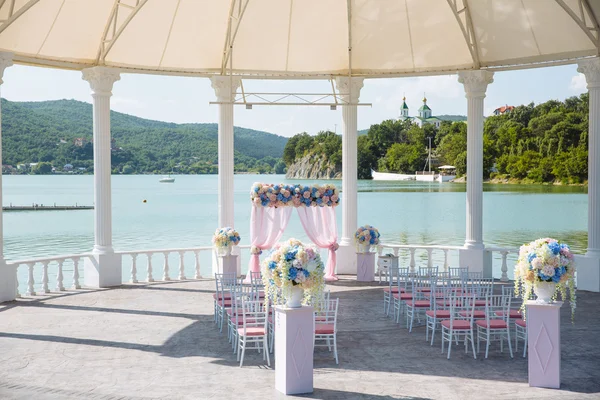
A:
[285,154,341,179]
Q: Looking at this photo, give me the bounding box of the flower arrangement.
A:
[261,238,325,305]
[212,227,241,249]
[251,183,340,208]
[514,238,576,319]
[355,225,381,247]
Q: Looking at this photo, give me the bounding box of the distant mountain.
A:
[437,114,467,122]
[2,99,288,174]
[358,128,369,136]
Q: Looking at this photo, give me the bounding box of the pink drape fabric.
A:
[245,206,293,283]
[296,206,339,281]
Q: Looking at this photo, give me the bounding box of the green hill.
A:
[2,99,288,174]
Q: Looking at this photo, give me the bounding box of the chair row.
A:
[214,272,341,366]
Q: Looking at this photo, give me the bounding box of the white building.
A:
[399,97,443,128]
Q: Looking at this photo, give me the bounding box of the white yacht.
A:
[159,175,175,183]
[436,165,456,182]
[371,170,415,181]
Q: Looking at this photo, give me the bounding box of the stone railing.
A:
[9,254,90,297]
[115,244,252,283]
[377,243,520,281]
[377,244,463,274]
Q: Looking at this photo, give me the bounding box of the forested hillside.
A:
[2,99,287,174]
[283,94,589,184]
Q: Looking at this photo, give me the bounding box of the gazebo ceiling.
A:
[0,0,599,78]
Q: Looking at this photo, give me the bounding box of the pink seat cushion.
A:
[474,300,487,307]
[459,310,486,318]
[217,300,232,307]
[516,319,527,328]
[396,293,413,300]
[426,310,451,318]
[315,324,335,334]
[417,288,432,293]
[476,319,508,329]
[409,300,431,307]
[237,327,266,336]
[494,310,522,319]
[441,320,471,330]
[213,293,232,300]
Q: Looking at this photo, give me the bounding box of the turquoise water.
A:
[3,175,588,286]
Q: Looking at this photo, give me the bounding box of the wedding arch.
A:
[246,182,340,282]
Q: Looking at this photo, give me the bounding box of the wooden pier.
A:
[3,204,93,211]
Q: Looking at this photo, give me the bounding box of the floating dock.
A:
[3,204,93,211]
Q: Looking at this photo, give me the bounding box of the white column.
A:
[211,76,241,228]
[82,67,122,288]
[458,70,493,277]
[576,58,600,292]
[335,77,364,275]
[0,52,14,303]
[211,76,241,274]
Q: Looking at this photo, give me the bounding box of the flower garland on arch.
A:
[251,183,340,208]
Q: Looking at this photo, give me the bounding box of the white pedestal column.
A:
[0,52,14,303]
[576,58,600,292]
[356,252,375,282]
[457,70,494,277]
[335,77,364,275]
[213,254,238,276]
[82,67,122,288]
[526,300,563,389]
[275,305,314,395]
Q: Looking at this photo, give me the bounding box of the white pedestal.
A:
[458,247,492,278]
[0,260,17,302]
[275,306,314,395]
[84,252,122,288]
[214,254,238,276]
[576,255,600,292]
[356,253,375,282]
[527,300,563,389]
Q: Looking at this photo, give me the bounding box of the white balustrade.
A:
[146,253,154,282]
[178,251,186,280]
[130,254,138,283]
[378,244,519,280]
[162,252,171,281]
[26,262,35,296]
[11,255,88,297]
[72,257,81,289]
[56,259,65,291]
[41,261,49,293]
[194,250,201,279]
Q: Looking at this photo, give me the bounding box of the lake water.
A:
[3,174,588,286]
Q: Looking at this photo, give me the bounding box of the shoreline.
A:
[450,176,587,186]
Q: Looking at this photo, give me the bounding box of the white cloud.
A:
[569,73,587,92]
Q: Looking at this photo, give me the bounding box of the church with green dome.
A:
[399,96,443,128]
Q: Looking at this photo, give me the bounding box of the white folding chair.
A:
[237,299,270,367]
[214,273,237,332]
[441,292,477,359]
[476,294,513,359]
[314,298,339,364]
[426,285,452,345]
[515,318,528,358]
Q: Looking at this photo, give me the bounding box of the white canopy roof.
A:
[1,0,599,78]
[438,165,456,169]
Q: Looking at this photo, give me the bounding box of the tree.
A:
[274,159,286,174]
[33,162,52,175]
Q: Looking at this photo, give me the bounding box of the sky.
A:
[1,63,588,138]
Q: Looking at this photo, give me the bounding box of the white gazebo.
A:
[0,0,599,302]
